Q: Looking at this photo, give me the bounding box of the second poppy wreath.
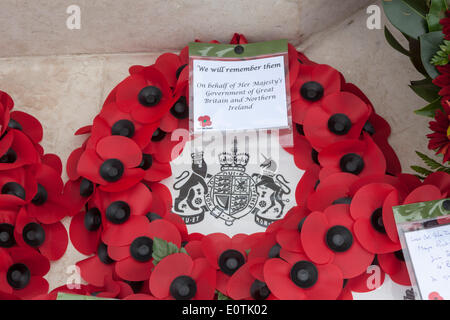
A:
[61,33,450,300]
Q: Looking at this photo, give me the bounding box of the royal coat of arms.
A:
[172,137,291,228]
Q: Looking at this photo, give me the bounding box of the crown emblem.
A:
[219,137,249,172]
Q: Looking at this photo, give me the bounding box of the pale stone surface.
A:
[0,0,372,57]
[0,1,436,296]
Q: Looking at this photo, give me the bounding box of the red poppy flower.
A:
[88,103,159,149]
[350,183,401,254]
[0,247,49,299]
[25,163,66,224]
[229,33,249,45]
[201,233,250,294]
[62,177,97,217]
[77,135,145,192]
[76,251,115,288]
[69,195,103,255]
[142,125,188,164]
[318,133,386,180]
[198,115,212,127]
[149,253,216,300]
[108,218,181,281]
[301,205,374,278]
[0,167,36,207]
[423,171,450,194]
[227,258,276,300]
[290,124,321,170]
[9,111,43,145]
[346,256,386,293]
[427,100,450,163]
[304,92,371,151]
[378,251,411,286]
[263,250,343,300]
[0,129,39,171]
[0,90,13,136]
[306,172,359,212]
[295,164,320,208]
[115,66,174,124]
[98,183,153,247]
[275,206,310,253]
[290,64,341,124]
[14,208,68,261]
[153,52,189,89]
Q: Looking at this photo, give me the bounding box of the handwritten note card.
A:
[404,224,450,300]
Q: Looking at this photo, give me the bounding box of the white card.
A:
[404,224,450,300]
[192,55,289,133]
[161,132,303,236]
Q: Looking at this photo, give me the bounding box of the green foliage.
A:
[420,31,445,78]
[409,78,441,102]
[414,97,443,116]
[216,291,232,300]
[426,0,448,32]
[382,0,428,40]
[152,237,189,267]
[411,151,450,178]
[431,39,450,65]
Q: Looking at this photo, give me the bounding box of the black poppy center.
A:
[111,119,135,138]
[139,154,153,170]
[32,184,47,206]
[371,208,386,234]
[339,153,365,175]
[151,128,167,142]
[290,261,318,289]
[145,212,162,222]
[79,178,94,197]
[0,223,15,248]
[130,236,153,262]
[297,217,307,233]
[295,123,305,136]
[22,223,45,247]
[268,243,281,259]
[99,159,124,182]
[394,250,405,262]
[7,263,30,290]
[443,200,450,211]
[363,121,375,135]
[250,279,271,300]
[0,148,17,164]
[332,197,352,205]
[97,242,114,265]
[218,249,245,276]
[8,119,23,131]
[106,201,130,224]
[170,96,189,119]
[1,182,26,200]
[311,149,319,165]
[326,225,353,252]
[300,81,324,102]
[328,113,352,135]
[138,86,162,107]
[170,275,197,300]
[84,208,102,231]
[175,64,187,79]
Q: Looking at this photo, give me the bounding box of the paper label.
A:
[404,225,450,300]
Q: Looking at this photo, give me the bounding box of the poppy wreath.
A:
[54,33,450,301]
[0,90,69,299]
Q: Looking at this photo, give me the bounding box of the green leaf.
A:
[411,165,434,176]
[431,39,450,65]
[407,36,430,76]
[426,0,448,32]
[216,291,232,300]
[409,78,441,102]
[382,0,428,40]
[420,31,445,78]
[152,237,188,266]
[414,97,442,117]
[416,151,444,169]
[385,26,410,56]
